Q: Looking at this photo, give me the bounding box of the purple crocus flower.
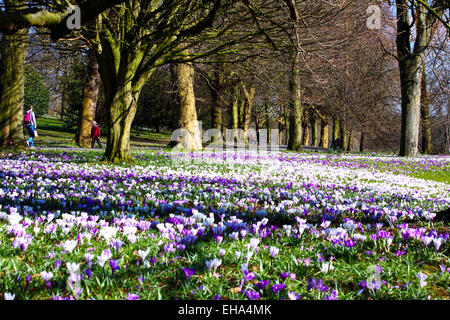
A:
[85,268,92,279]
[126,293,139,300]
[255,280,270,290]
[213,294,221,300]
[183,267,196,282]
[288,291,301,300]
[324,290,338,300]
[245,290,260,300]
[243,270,256,282]
[280,272,289,280]
[110,259,120,274]
[271,283,286,294]
[307,278,328,293]
[110,239,124,253]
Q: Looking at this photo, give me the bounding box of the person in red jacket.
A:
[91,121,103,149]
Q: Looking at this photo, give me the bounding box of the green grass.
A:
[33,116,171,149]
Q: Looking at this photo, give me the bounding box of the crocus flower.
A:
[74,288,83,299]
[244,290,260,300]
[183,268,196,282]
[97,249,112,267]
[324,290,338,300]
[110,259,120,274]
[126,293,139,300]
[271,283,286,294]
[269,246,279,258]
[67,262,80,275]
[84,253,94,267]
[307,278,328,292]
[61,240,77,253]
[288,291,301,300]
[243,270,256,282]
[137,249,150,261]
[206,258,222,276]
[4,292,15,300]
[110,239,124,253]
[41,271,54,282]
[417,273,427,288]
[321,262,334,274]
[255,280,270,290]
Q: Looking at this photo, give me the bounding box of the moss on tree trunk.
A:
[320,118,329,149]
[0,24,28,149]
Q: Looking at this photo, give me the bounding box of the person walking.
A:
[91,121,103,149]
[24,105,37,148]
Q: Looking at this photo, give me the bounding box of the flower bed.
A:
[0,150,449,300]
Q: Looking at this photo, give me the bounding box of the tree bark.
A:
[346,129,353,152]
[302,111,310,146]
[75,49,101,148]
[175,56,202,151]
[320,117,329,149]
[241,82,255,143]
[265,100,271,144]
[420,66,433,154]
[311,110,319,147]
[340,116,347,151]
[287,51,303,152]
[0,29,29,149]
[332,117,340,141]
[396,1,431,157]
[103,84,140,163]
[360,132,365,152]
[231,87,239,131]
[0,1,28,149]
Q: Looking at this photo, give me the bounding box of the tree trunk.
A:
[241,82,255,143]
[420,66,433,154]
[265,100,271,144]
[339,116,347,151]
[231,86,239,130]
[287,52,302,152]
[346,129,353,152]
[302,118,310,146]
[211,92,223,132]
[0,1,28,149]
[311,110,319,147]
[360,132,365,152]
[396,1,429,157]
[175,57,202,151]
[103,84,139,163]
[332,117,340,141]
[75,49,101,147]
[320,117,329,149]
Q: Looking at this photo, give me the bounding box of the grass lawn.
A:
[33,116,171,149]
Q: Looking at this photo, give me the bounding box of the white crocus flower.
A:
[67,262,80,276]
[138,249,150,261]
[61,240,77,253]
[4,292,15,300]
[321,262,334,274]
